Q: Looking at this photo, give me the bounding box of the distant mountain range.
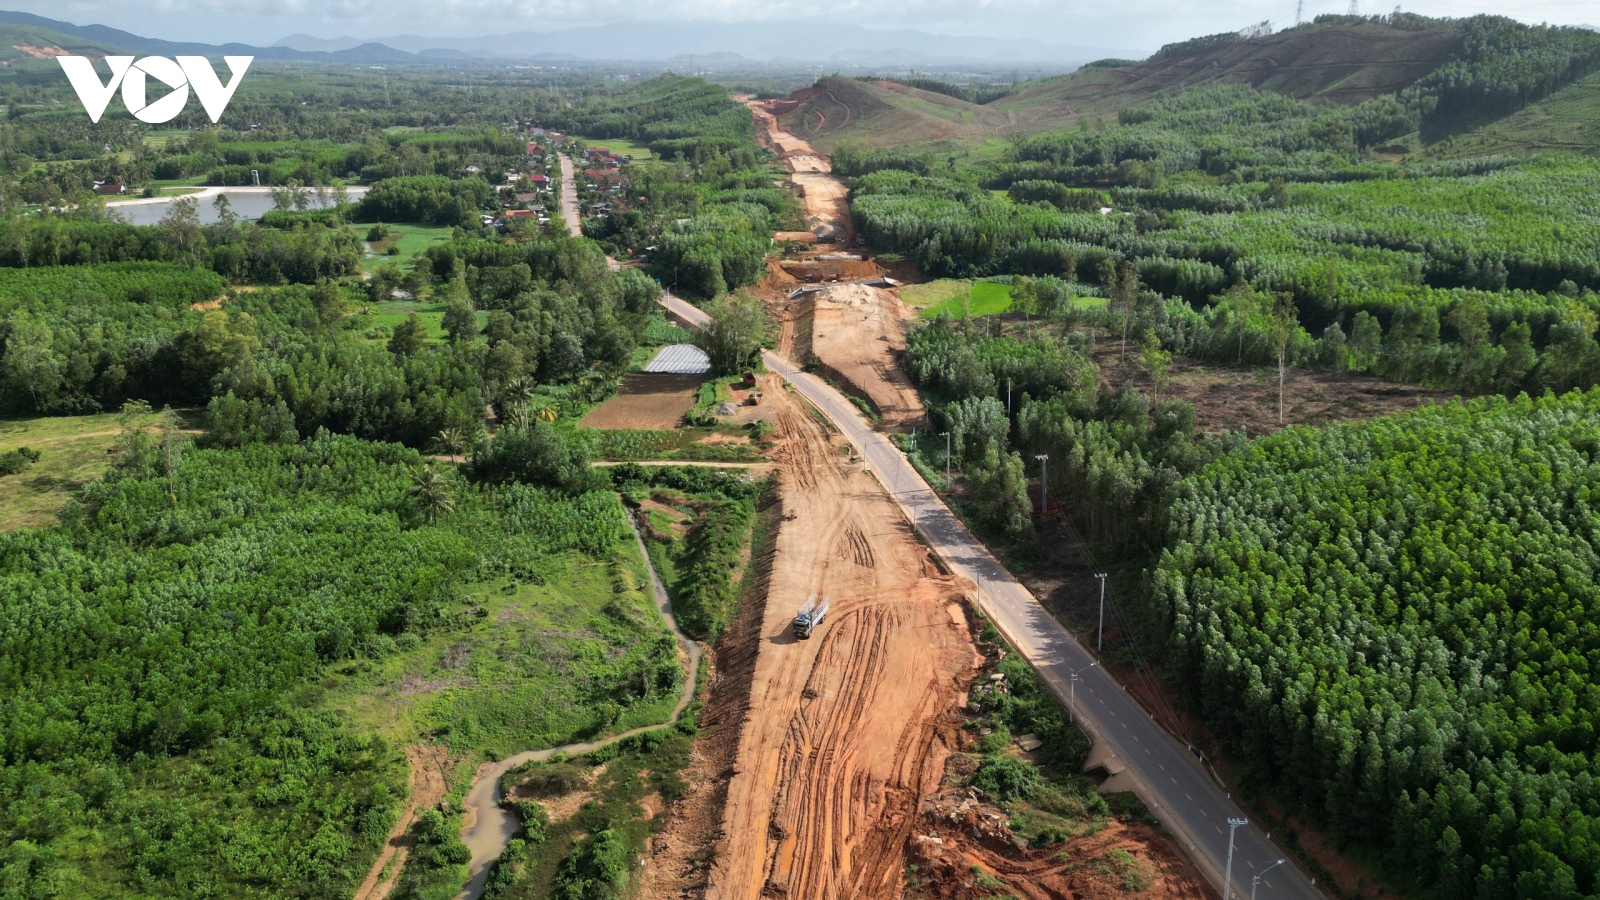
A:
[0,9,1126,71]
[0,10,422,62]
[271,23,1122,68]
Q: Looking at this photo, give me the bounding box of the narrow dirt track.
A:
[354,744,454,900]
[704,379,979,900]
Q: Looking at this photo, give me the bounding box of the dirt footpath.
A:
[703,378,979,900]
[354,744,454,900]
[809,284,928,432]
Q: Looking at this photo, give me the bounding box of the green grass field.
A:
[0,410,169,531]
[901,278,975,309]
[576,136,655,160]
[310,494,683,900]
[902,278,1105,319]
[318,536,677,756]
[362,298,449,341]
[356,222,457,261]
[911,280,1014,319]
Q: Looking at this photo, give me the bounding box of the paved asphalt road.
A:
[557,153,583,238]
[660,292,1327,900]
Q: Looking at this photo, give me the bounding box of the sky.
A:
[9,0,1597,53]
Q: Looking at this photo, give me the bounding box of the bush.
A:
[0,445,41,476]
[467,422,603,494]
[552,828,631,900]
[673,499,755,639]
[970,754,1040,802]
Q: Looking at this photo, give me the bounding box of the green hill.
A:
[782,19,1462,154]
[784,15,1600,157]
[776,77,1017,155]
[1425,69,1600,158]
[0,22,122,65]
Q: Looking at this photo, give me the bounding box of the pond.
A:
[106,186,370,226]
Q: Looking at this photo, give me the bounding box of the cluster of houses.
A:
[482,128,562,229]
[475,126,637,230]
[578,145,631,217]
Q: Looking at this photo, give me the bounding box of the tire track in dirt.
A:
[704,375,978,900]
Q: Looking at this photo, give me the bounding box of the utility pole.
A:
[1035,454,1049,519]
[1068,661,1097,724]
[1224,818,1248,900]
[1095,572,1109,651]
[940,431,951,485]
[1006,378,1012,417]
[1251,859,1286,900]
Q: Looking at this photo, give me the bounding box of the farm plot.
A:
[579,373,705,430]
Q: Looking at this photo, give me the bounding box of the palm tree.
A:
[408,464,455,524]
[504,376,538,406]
[500,402,531,431]
[432,428,468,463]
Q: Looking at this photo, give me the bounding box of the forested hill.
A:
[784,14,1600,153]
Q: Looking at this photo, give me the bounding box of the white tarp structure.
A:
[643,344,711,374]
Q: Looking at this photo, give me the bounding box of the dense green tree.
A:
[388,313,429,356]
[1154,390,1600,899]
[694,295,767,376]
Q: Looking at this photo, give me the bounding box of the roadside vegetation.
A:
[842,15,1600,898]
[0,61,772,900]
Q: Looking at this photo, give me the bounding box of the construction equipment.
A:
[794,594,830,639]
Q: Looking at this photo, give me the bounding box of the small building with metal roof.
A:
[643,344,711,375]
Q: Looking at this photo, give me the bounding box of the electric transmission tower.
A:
[1296,0,1304,25]
[1348,0,1360,14]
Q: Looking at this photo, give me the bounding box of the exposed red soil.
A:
[703,378,978,900]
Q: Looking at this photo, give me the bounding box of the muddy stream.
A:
[453,507,703,900]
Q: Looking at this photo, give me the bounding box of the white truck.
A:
[794,594,830,640]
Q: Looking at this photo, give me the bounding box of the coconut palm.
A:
[503,376,538,406]
[408,464,455,524]
[432,427,468,463]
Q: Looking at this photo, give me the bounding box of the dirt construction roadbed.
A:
[704,377,979,900]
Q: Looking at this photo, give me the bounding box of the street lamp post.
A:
[1095,572,1109,651]
[1068,661,1097,725]
[1035,454,1049,519]
[940,431,951,485]
[1251,859,1286,900]
[1224,817,1248,900]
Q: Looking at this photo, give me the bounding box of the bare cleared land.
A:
[809,285,928,432]
[578,373,704,430]
[704,376,978,900]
